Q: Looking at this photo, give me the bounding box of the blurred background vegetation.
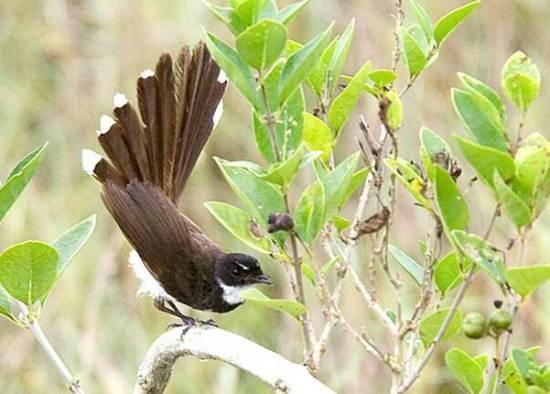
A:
[0,0,548,393]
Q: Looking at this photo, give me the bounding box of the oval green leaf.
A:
[241,287,306,319]
[494,171,532,229]
[434,1,481,46]
[452,88,509,152]
[445,348,485,394]
[455,136,515,188]
[402,28,427,77]
[327,61,372,135]
[205,31,257,106]
[434,166,469,234]
[303,113,334,160]
[205,201,272,253]
[388,244,423,286]
[236,19,287,70]
[0,143,48,222]
[0,241,59,306]
[419,307,463,347]
[279,24,333,104]
[507,265,550,298]
[501,51,541,113]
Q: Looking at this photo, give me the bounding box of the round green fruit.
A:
[463,312,487,339]
[489,310,513,332]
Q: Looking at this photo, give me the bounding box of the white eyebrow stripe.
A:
[236,262,249,271]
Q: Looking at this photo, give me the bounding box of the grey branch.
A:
[133,326,335,394]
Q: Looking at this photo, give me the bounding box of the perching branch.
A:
[133,326,334,394]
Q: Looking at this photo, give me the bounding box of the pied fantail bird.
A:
[82,42,271,323]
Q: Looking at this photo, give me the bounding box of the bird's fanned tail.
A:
[84,42,227,204]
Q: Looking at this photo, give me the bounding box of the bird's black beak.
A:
[254,274,272,285]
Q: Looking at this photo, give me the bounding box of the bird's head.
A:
[216,253,272,288]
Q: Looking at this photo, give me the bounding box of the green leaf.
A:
[445,348,485,394]
[455,136,515,188]
[279,24,333,104]
[332,214,351,231]
[294,182,325,244]
[0,241,59,306]
[452,230,507,285]
[260,145,305,186]
[421,127,452,161]
[241,288,306,319]
[234,0,268,27]
[236,19,287,70]
[327,19,355,95]
[203,2,245,35]
[494,172,532,229]
[52,215,96,277]
[0,143,48,222]
[277,0,309,25]
[408,24,430,54]
[503,347,540,394]
[306,37,338,97]
[507,265,550,298]
[301,261,316,285]
[402,28,427,77]
[327,61,371,135]
[205,202,272,254]
[215,158,286,226]
[303,113,334,160]
[205,31,257,106]
[512,348,537,381]
[434,1,481,46]
[385,157,432,210]
[434,166,469,235]
[368,69,397,87]
[0,285,14,322]
[386,90,403,130]
[501,51,541,113]
[409,0,433,40]
[419,308,462,347]
[320,256,341,276]
[458,72,507,123]
[513,133,550,212]
[322,152,361,215]
[452,88,509,152]
[420,127,452,181]
[340,167,370,207]
[389,245,423,286]
[434,251,462,294]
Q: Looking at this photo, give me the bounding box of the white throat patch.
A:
[217,280,251,305]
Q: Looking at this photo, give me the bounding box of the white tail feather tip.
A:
[213,101,224,128]
[140,69,155,79]
[81,149,102,175]
[98,114,115,135]
[113,92,128,108]
[217,69,227,84]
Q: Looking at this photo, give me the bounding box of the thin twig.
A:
[398,265,475,393]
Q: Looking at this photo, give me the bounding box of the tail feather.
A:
[137,70,162,185]
[84,41,226,205]
[113,97,151,181]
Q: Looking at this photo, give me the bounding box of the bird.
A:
[81,42,272,326]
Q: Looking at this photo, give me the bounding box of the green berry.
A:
[463,312,487,339]
[489,310,512,333]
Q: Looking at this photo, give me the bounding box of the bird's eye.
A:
[232,267,241,276]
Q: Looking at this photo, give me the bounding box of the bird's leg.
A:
[153,297,195,336]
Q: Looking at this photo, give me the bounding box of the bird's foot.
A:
[197,318,218,328]
[166,315,196,339]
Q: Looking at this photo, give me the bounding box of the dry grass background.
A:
[0,0,549,393]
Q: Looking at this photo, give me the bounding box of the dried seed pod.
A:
[354,208,390,239]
